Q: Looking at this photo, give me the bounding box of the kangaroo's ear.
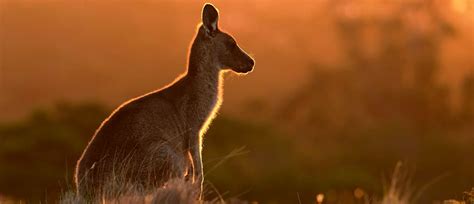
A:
[202,3,219,36]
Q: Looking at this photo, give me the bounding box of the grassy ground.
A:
[57,162,474,204]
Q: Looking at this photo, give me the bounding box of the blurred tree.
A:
[277,0,473,203]
[281,0,457,131]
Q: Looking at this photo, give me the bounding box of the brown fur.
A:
[74,3,254,200]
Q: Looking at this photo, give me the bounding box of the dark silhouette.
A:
[74,3,254,200]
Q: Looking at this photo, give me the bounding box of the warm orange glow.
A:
[354,188,365,199]
[452,0,468,13]
[2,1,474,203]
[316,193,324,204]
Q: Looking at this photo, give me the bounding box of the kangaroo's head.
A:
[190,4,255,74]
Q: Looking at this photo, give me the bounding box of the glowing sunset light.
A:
[451,0,469,13]
[316,193,324,204]
[1,1,474,203]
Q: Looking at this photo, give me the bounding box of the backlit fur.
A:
[74,3,254,201]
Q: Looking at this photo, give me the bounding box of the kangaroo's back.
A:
[75,91,192,195]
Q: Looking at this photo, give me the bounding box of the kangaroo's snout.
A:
[237,56,255,74]
[243,60,255,73]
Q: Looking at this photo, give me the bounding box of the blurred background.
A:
[0,0,473,203]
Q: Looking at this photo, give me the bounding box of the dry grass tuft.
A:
[376,162,413,204]
[60,178,199,204]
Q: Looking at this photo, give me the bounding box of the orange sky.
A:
[0,0,473,121]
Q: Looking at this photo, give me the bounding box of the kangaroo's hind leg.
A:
[140,145,189,189]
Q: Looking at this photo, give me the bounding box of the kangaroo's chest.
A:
[184,86,221,128]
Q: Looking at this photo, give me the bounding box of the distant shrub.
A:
[0,102,108,201]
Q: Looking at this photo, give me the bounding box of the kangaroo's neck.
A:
[186,39,222,94]
[182,38,223,131]
[187,57,221,91]
[186,61,223,103]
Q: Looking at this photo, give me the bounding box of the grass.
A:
[61,147,251,204]
[60,179,198,204]
[59,178,256,204]
[58,161,473,204]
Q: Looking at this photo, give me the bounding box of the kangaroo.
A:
[74,3,254,200]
